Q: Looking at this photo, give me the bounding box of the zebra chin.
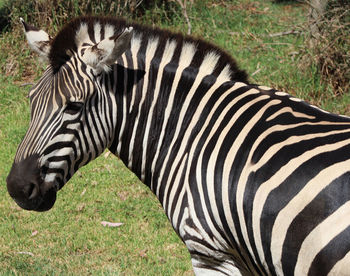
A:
[6,154,58,212]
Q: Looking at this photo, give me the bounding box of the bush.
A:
[0,0,175,32]
[301,0,349,95]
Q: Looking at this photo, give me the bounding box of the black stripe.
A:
[308,225,350,276]
[281,172,350,275]
[262,144,350,274]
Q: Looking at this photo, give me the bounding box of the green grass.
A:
[0,0,349,275]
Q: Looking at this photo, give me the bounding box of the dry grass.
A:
[300,1,350,95]
[1,0,176,31]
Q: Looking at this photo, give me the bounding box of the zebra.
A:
[6,16,350,275]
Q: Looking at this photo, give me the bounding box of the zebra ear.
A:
[81,27,133,73]
[20,17,51,61]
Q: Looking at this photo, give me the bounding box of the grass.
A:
[0,0,349,275]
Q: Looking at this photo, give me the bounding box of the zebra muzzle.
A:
[6,154,57,212]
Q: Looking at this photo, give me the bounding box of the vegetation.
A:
[0,0,348,275]
[301,0,350,95]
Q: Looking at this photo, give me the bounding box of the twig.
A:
[251,68,262,77]
[268,30,301,37]
[135,0,144,9]
[265,42,293,46]
[20,83,35,87]
[129,0,144,11]
[175,0,192,35]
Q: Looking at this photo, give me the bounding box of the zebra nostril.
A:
[27,182,39,200]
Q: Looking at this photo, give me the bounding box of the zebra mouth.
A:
[31,174,60,212]
[6,155,58,212]
[10,180,58,212]
[33,181,58,212]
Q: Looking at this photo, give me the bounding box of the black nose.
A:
[6,155,57,212]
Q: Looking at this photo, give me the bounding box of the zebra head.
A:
[6,18,133,211]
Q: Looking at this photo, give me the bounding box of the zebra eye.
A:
[64,102,84,115]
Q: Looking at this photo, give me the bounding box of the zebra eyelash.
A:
[64,101,84,115]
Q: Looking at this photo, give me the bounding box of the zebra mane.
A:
[49,16,248,82]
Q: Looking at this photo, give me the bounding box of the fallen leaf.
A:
[139,249,148,258]
[77,203,86,212]
[101,221,123,228]
[118,191,128,201]
[91,181,98,186]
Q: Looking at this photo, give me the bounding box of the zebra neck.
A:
[107,32,241,202]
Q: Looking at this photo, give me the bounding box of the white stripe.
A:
[220,96,281,273]
[44,173,57,183]
[171,172,188,229]
[128,36,159,170]
[116,54,129,155]
[150,42,196,191]
[180,82,246,241]
[104,24,115,38]
[160,51,220,206]
[94,22,101,42]
[295,201,350,275]
[290,97,302,102]
[180,83,254,245]
[75,23,90,47]
[252,138,350,272]
[247,123,350,176]
[235,124,350,273]
[128,34,142,111]
[182,90,267,276]
[270,157,350,275]
[258,85,272,90]
[140,39,177,180]
[266,106,316,121]
[169,72,237,247]
[328,250,350,276]
[275,91,288,96]
[169,153,188,227]
[310,104,331,114]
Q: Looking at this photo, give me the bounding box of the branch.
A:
[268,30,301,37]
[251,68,262,77]
[175,0,192,35]
[20,82,35,87]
